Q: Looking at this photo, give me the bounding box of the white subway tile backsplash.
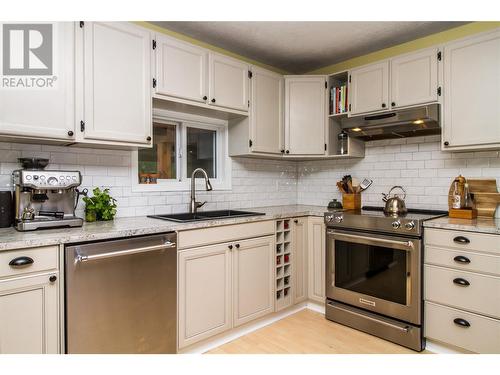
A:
[1,136,499,215]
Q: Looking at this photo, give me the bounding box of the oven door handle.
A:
[328,231,414,250]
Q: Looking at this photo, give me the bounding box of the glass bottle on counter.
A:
[452,180,462,209]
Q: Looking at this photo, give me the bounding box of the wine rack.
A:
[275,219,292,311]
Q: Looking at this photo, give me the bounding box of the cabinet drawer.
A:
[425,245,500,276]
[425,302,500,353]
[425,265,500,319]
[178,220,274,249]
[425,228,500,255]
[0,246,59,279]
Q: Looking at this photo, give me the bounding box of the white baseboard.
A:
[425,339,472,354]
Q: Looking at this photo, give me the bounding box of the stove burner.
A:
[362,206,448,216]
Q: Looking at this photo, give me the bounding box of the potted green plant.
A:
[82,188,117,222]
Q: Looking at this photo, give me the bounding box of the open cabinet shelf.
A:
[275,219,293,311]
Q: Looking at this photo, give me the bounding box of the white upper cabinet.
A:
[155,35,208,103]
[285,75,327,156]
[442,29,500,150]
[390,47,439,109]
[79,22,152,146]
[209,53,249,112]
[0,22,75,141]
[349,61,389,115]
[250,67,284,154]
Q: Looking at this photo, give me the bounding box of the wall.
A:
[297,135,500,211]
[0,142,298,218]
[308,22,500,74]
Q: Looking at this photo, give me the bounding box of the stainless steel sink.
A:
[148,210,265,222]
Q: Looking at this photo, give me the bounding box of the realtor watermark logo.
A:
[1,23,57,89]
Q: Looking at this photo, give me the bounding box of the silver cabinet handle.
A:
[329,231,414,249]
[75,241,176,263]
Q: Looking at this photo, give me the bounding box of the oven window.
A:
[335,240,408,305]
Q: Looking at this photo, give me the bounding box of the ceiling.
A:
[151,21,469,73]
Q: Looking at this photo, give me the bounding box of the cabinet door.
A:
[209,53,249,111]
[390,47,439,108]
[285,76,326,155]
[250,67,284,154]
[81,22,152,145]
[0,22,75,141]
[292,217,308,304]
[350,61,389,115]
[233,236,274,327]
[178,243,232,349]
[443,30,500,150]
[155,35,208,103]
[0,273,59,354]
[308,217,325,304]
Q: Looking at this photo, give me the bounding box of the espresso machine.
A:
[12,158,84,231]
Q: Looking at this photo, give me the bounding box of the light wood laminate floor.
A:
[209,309,425,354]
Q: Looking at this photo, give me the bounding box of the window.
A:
[133,110,230,191]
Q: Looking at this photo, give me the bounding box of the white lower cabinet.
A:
[232,236,274,327]
[0,273,59,354]
[308,217,326,304]
[178,234,274,349]
[424,228,500,353]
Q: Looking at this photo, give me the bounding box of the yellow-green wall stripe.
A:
[307,22,500,75]
[136,21,289,75]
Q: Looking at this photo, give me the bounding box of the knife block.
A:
[342,193,361,210]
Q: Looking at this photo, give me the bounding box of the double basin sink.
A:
[148,209,265,223]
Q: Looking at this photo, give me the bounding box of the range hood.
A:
[340,103,440,141]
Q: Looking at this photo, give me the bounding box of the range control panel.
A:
[13,170,82,189]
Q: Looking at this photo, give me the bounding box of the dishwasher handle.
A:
[75,241,176,264]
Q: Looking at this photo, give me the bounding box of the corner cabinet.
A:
[77,22,153,147]
[0,22,76,142]
[442,29,500,151]
[284,75,327,156]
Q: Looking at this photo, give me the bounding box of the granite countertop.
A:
[424,216,500,235]
[0,205,327,252]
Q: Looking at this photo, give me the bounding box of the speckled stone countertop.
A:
[0,205,327,252]
[424,216,500,235]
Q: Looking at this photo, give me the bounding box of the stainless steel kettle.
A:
[382,186,407,216]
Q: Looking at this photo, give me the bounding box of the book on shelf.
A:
[330,84,349,115]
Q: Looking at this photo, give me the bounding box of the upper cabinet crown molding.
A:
[442,28,500,151]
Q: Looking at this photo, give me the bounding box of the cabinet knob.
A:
[228,244,233,250]
[9,256,34,268]
[281,149,285,153]
[67,130,74,137]
[453,236,470,244]
[453,278,470,287]
[146,136,152,142]
[203,96,207,100]
[286,150,290,154]
[49,275,57,283]
[211,98,216,103]
[294,219,298,224]
[453,318,470,328]
[381,103,386,108]
[391,102,396,107]
[235,244,240,249]
[444,141,450,146]
[453,255,471,264]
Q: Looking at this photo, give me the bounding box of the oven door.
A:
[326,228,421,325]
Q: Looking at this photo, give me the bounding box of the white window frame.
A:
[131,108,232,192]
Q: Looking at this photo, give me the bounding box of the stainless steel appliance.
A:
[65,233,177,353]
[382,185,408,216]
[341,103,440,140]
[12,162,83,231]
[324,206,446,351]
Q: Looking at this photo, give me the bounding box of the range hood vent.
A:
[341,104,441,141]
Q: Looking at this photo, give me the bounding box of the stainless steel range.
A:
[324,206,447,351]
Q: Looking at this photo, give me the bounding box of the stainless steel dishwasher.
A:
[65,232,177,353]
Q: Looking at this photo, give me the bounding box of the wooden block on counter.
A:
[342,193,361,210]
[448,208,478,219]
